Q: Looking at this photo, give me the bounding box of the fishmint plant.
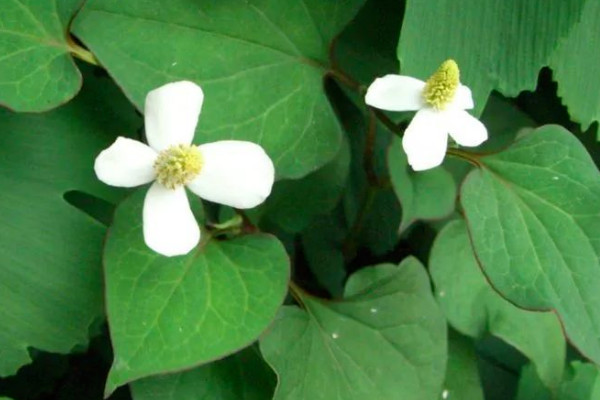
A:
[1,1,600,400]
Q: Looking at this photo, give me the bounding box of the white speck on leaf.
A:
[331,332,339,339]
[439,291,446,297]
[442,389,449,399]
[552,176,559,180]
[370,307,378,313]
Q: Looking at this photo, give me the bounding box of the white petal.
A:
[94,137,157,187]
[143,183,200,257]
[365,75,426,111]
[448,85,474,110]
[187,141,275,209]
[446,110,488,147]
[145,81,204,151]
[402,109,449,171]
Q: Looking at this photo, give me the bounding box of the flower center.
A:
[423,59,460,110]
[154,144,203,189]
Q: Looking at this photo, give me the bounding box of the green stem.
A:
[364,108,378,185]
[327,68,365,92]
[446,147,483,168]
[288,281,307,308]
[373,109,405,137]
[210,214,243,235]
[67,35,100,66]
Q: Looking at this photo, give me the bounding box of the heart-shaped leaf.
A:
[260,257,447,400]
[461,125,600,364]
[72,0,366,179]
[103,190,290,394]
[0,0,83,111]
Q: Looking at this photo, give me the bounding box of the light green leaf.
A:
[558,362,600,400]
[442,332,484,400]
[550,0,600,131]
[72,0,366,179]
[130,346,276,400]
[398,0,587,114]
[430,220,565,389]
[0,0,83,111]
[103,189,290,394]
[388,136,456,232]
[460,124,600,364]
[0,65,140,377]
[254,136,350,233]
[260,258,447,400]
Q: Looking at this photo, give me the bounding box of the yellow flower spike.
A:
[423,59,460,110]
[154,144,203,189]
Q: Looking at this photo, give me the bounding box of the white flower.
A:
[94,81,275,257]
[365,59,487,171]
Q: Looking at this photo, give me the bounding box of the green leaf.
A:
[388,136,456,232]
[398,0,587,114]
[515,364,552,400]
[103,189,290,394]
[332,0,402,104]
[550,0,600,131]
[72,0,366,179]
[130,346,276,400]
[558,362,600,400]
[352,187,401,255]
[430,219,565,388]
[0,65,140,377]
[301,209,348,298]
[0,0,83,111]
[254,136,350,233]
[442,332,484,400]
[477,344,520,400]
[260,258,447,400]
[460,124,600,364]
